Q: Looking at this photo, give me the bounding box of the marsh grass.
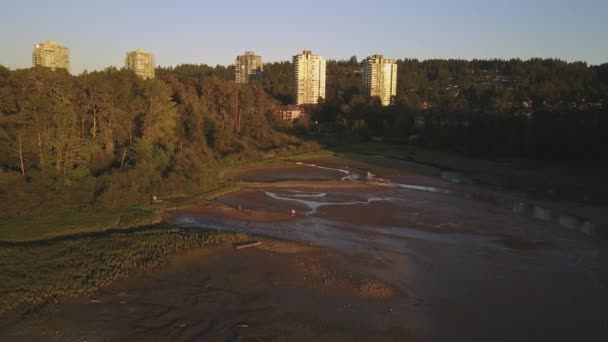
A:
[0,207,162,243]
[0,228,248,314]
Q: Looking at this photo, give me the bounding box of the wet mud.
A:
[5,155,608,341]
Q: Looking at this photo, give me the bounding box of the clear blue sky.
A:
[1,0,606,73]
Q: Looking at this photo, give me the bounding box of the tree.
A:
[140,80,178,148]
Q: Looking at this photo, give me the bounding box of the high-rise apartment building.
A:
[125,49,155,79]
[362,54,398,106]
[293,50,326,105]
[235,51,263,83]
[32,40,70,71]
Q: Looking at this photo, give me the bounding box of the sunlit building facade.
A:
[235,51,263,83]
[362,54,398,106]
[125,49,155,79]
[293,50,326,105]
[32,40,70,71]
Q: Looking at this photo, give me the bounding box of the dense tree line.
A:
[262,57,608,111]
[1,57,606,219]
[0,65,313,218]
[264,57,607,164]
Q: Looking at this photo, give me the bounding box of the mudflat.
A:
[166,153,608,341]
[1,241,412,341]
[4,150,608,341]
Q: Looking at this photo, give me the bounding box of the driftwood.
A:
[234,241,262,250]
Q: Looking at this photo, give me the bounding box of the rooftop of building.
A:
[295,50,323,59]
[34,40,67,49]
[127,49,154,56]
[365,54,397,63]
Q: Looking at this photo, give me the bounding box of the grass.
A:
[0,145,322,315]
[201,184,244,200]
[0,228,249,314]
[160,149,328,208]
[0,207,161,243]
[158,184,245,213]
[0,142,323,244]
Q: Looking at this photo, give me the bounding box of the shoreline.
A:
[5,143,605,244]
[166,202,294,222]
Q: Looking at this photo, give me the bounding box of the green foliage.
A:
[0,65,305,226]
[261,61,293,103]
[305,58,608,164]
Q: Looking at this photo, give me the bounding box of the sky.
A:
[0,0,607,74]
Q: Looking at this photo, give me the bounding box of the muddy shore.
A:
[3,151,608,341]
[166,156,608,341]
[1,240,412,341]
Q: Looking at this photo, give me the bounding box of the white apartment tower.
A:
[362,54,398,106]
[125,49,155,79]
[32,40,70,71]
[293,50,326,105]
[235,51,263,83]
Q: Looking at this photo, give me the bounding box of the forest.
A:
[0,64,315,221]
[1,57,607,221]
[262,57,608,162]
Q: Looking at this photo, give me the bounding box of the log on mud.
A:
[233,240,262,250]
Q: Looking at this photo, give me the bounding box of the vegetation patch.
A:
[0,207,160,243]
[0,228,248,314]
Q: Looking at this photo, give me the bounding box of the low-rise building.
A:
[278,105,305,121]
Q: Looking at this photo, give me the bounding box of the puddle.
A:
[364,225,495,247]
[263,190,393,215]
[440,170,473,184]
[379,181,454,194]
[296,162,350,175]
[288,193,328,198]
[496,237,552,251]
[289,161,599,237]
